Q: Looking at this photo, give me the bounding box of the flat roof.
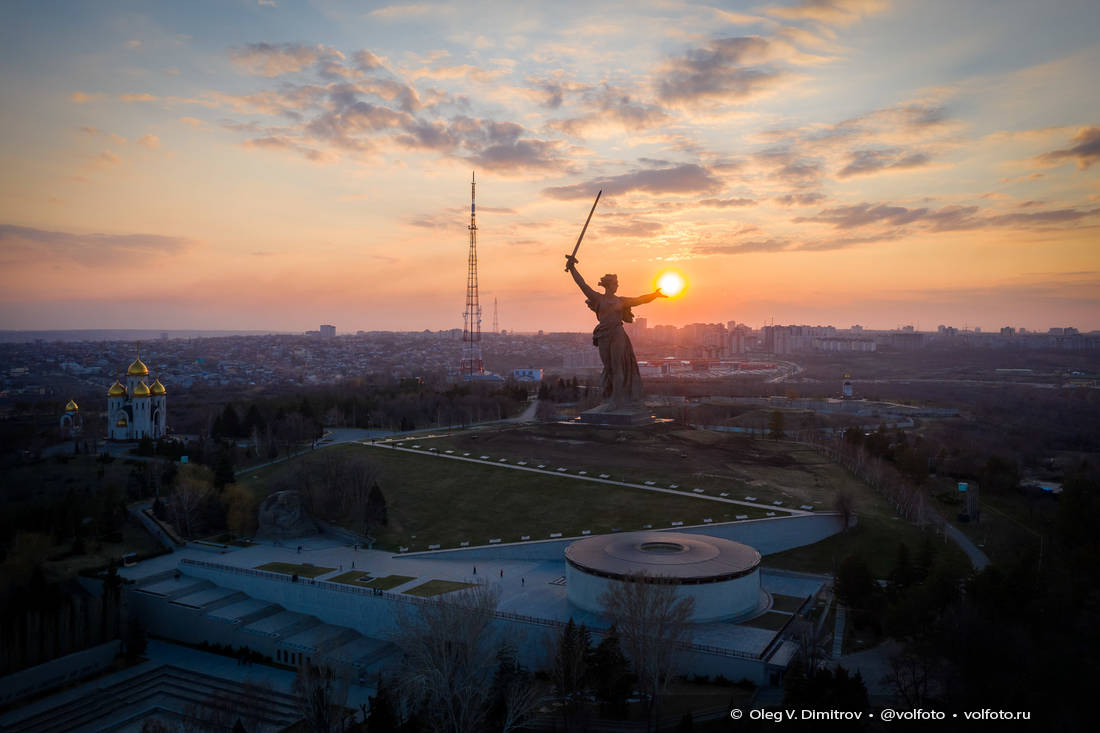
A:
[206,598,277,622]
[565,531,760,583]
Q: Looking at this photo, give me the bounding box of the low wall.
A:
[0,641,121,707]
[393,513,849,562]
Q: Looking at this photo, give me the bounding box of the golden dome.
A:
[132,381,151,398]
[65,399,79,412]
[108,381,127,398]
[150,379,166,396]
[127,357,149,376]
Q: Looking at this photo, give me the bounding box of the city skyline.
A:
[1,0,1098,332]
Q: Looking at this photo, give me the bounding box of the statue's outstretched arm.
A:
[621,290,667,307]
[566,258,599,300]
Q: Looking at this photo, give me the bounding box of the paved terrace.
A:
[122,536,826,660]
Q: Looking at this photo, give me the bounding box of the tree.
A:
[490,643,540,733]
[835,555,877,610]
[550,619,592,731]
[367,677,400,731]
[293,662,350,733]
[768,410,785,440]
[589,624,632,717]
[392,582,501,733]
[833,491,855,532]
[600,573,694,731]
[365,483,388,529]
[221,484,258,537]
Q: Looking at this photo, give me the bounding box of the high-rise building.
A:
[320,324,336,339]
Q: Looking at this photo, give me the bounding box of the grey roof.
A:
[564,531,760,581]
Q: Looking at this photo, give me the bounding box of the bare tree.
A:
[599,573,694,732]
[391,582,502,733]
[834,490,856,532]
[293,661,350,733]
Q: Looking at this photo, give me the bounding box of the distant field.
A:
[403,579,476,597]
[237,439,789,552]
[255,562,334,578]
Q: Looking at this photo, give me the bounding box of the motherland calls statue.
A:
[565,254,666,422]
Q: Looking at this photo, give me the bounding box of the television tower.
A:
[492,297,499,334]
[461,172,483,377]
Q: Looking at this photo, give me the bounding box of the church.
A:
[106,353,167,441]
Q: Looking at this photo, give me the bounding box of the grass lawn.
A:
[770,593,808,614]
[362,574,416,590]
[403,579,477,597]
[328,570,375,588]
[739,611,793,631]
[255,562,334,578]
[238,441,789,552]
[764,514,965,577]
[406,424,862,512]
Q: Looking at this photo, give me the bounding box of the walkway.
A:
[941,521,991,571]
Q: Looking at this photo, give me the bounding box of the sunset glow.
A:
[656,272,686,299]
[0,1,1098,332]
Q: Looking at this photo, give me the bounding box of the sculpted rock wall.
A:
[256,490,319,538]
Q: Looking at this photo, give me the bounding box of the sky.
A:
[1,0,1098,333]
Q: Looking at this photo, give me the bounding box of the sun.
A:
[656,271,686,298]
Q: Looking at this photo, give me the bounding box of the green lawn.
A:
[327,570,375,588]
[362,574,416,590]
[238,442,788,552]
[403,579,477,597]
[255,562,334,578]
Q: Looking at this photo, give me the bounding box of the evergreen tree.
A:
[589,624,632,716]
[365,484,388,528]
[366,677,400,732]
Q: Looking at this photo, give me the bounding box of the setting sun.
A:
[656,271,686,298]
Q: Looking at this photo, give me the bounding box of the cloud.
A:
[656,37,789,105]
[698,197,757,208]
[232,42,341,77]
[353,50,385,71]
[98,150,120,165]
[796,202,931,228]
[542,163,722,200]
[796,201,1100,232]
[600,220,665,237]
[119,93,157,102]
[836,148,931,178]
[178,116,204,128]
[0,225,194,266]
[766,0,888,26]
[137,134,161,149]
[1038,126,1100,170]
[550,84,669,137]
[774,192,826,206]
[70,92,102,104]
[258,0,277,7]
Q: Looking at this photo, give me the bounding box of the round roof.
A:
[65,399,79,412]
[150,378,166,395]
[107,381,127,397]
[565,531,760,582]
[132,381,151,398]
[127,357,149,376]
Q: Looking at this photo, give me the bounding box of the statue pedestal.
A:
[577,406,654,426]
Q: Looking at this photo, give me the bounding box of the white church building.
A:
[107,353,167,441]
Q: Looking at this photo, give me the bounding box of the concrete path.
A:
[359,441,811,516]
[831,603,846,658]
[941,521,991,571]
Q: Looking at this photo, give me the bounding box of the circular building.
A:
[564,532,763,623]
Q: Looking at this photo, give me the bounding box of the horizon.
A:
[1,1,1098,332]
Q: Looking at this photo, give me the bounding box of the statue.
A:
[565,255,666,416]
